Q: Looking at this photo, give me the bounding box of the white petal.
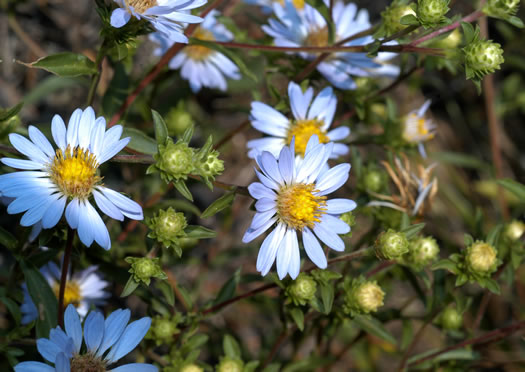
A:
[257,222,286,275]
[302,227,327,268]
[28,126,55,158]
[98,187,143,220]
[315,163,350,196]
[276,228,294,279]
[52,114,67,150]
[313,222,345,252]
[326,199,357,214]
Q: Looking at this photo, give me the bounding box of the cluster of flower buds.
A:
[379,0,417,36]
[463,26,504,82]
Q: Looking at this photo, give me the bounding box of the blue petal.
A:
[98,187,143,220]
[302,227,327,269]
[248,209,277,230]
[66,108,83,149]
[36,338,62,363]
[242,216,277,244]
[64,304,82,353]
[255,198,276,212]
[90,118,107,160]
[96,309,131,358]
[42,195,66,229]
[98,138,130,164]
[51,114,67,150]
[109,364,158,372]
[315,163,350,196]
[20,194,59,227]
[55,352,70,372]
[65,198,80,229]
[28,126,55,158]
[276,228,294,280]
[321,214,350,234]
[78,107,95,150]
[326,199,356,214]
[93,190,124,221]
[257,222,286,275]
[77,201,110,250]
[247,182,275,200]
[259,151,284,184]
[84,311,105,353]
[110,8,131,28]
[2,158,44,170]
[105,317,151,363]
[49,327,73,356]
[14,362,55,372]
[9,133,48,164]
[313,222,345,252]
[278,145,294,185]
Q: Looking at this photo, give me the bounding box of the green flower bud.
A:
[343,277,385,316]
[465,241,499,276]
[153,139,195,183]
[464,39,504,79]
[146,314,181,346]
[363,169,387,193]
[504,220,525,241]
[125,257,167,285]
[147,207,187,250]
[381,2,417,35]
[166,102,195,137]
[340,211,356,237]
[441,306,463,330]
[403,236,440,270]
[417,0,450,25]
[180,365,204,372]
[483,0,520,20]
[286,273,317,306]
[196,150,224,181]
[430,28,462,49]
[216,357,244,372]
[375,229,409,260]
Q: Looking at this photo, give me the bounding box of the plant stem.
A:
[86,42,106,107]
[57,227,74,328]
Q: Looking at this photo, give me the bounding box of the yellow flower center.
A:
[304,26,329,47]
[49,145,101,199]
[402,113,434,143]
[125,0,157,14]
[277,183,326,230]
[185,28,215,61]
[53,281,82,307]
[275,0,305,9]
[286,119,330,157]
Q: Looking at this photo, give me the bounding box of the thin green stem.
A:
[57,227,74,328]
[86,42,107,107]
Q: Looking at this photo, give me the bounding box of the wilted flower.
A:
[401,100,436,158]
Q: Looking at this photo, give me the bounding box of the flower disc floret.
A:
[277,183,327,230]
[286,120,330,157]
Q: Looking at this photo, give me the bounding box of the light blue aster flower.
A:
[0,107,143,250]
[14,304,156,372]
[149,10,241,92]
[243,135,357,279]
[401,100,436,158]
[247,81,349,159]
[263,0,400,90]
[110,0,207,43]
[21,262,110,325]
[244,0,306,14]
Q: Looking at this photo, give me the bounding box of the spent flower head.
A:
[126,256,167,285]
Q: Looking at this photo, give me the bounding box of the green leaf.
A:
[486,224,503,247]
[120,276,140,297]
[185,225,217,239]
[20,260,57,338]
[102,63,129,117]
[431,259,458,273]
[461,22,476,44]
[401,319,413,351]
[0,296,21,325]
[400,14,420,26]
[174,180,193,201]
[497,179,525,201]
[181,125,194,144]
[401,223,426,239]
[0,103,23,122]
[122,128,157,155]
[185,333,209,350]
[19,52,97,77]
[155,280,175,306]
[201,190,236,218]
[212,268,241,306]
[408,348,476,368]
[400,213,411,230]
[261,363,281,372]
[176,284,193,310]
[152,110,169,146]
[354,315,397,345]
[508,16,524,28]
[189,38,258,82]
[0,226,18,250]
[319,283,334,314]
[223,334,242,359]
[244,361,260,372]
[480,277,501,294]
[289,308,304,331]
[431,151,488,169]
[464,234,474,247]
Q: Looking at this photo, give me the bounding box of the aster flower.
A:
[263,0,399,90]
[244,0,305,14]
[149,10,240,92]
[0,107,143,250]
[247,81,349,159]
[401,100,436,158]
[14,304,156,372]
[243,136,357,279]
[21,262,109,324]
[110,0,206,43]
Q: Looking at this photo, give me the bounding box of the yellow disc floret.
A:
[276,0,305,9]
[304,26,329,47]
[49,145,100,199]
[125,0,157,14]
[286,119,329,157]
[277,183,326,230]
[185,28,215,61]
[402,114,434,143]
[53,281,82,307]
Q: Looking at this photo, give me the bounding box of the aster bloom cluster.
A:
[15,305,156,372]
[0,107,143,250]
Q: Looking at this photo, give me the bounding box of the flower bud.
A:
[125,257,167,285]
[381,3,417,35]
[464,39,504,78]
[483,0,520,20]
[363,169,387,193]
[465,241,498,275]
[375,229,409,260]
[196,150,224,181]
[405,236,440,269]
[343,277,385,316]
[339,211,356,238]
[504,220,525,241]
[430,28,462,49]
[147,314,181,345]
[154,139,195,182]
[216,357,244,372]
[286,273,317,306]
[417,0,450,25]
[166,102,195,137]
[180,365,204,372]
[147,207,187,250]
[441,307,463,330]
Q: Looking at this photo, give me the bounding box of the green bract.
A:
[483,0,521,24]
[464,38,504,80]
[417,0,450,26]
[195,149,224,187]
[152,139,195,183]
[147,207,188,252]
[375,229,410,260]
[125,257,167,285]
[380,1,416,36]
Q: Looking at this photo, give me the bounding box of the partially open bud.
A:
[147,207,187,250]
[126,257,167,285]
[404,236,440,270]
[375,229,409,260]
[343,277,385,316]
[465,241,499,276]
[154,139,195,182]
[483,0,521,20]
[430,28,462,49]
[363,169,387,193]
[180,364,204,372]
[381,2,417,35]
[464,39,504,79]
[441,306,463,330]
[146,314,181,345]
[286,273,317,306]
[504,220,525,241]
[216,357,244,372]
[196,150,224,181]
[417,0,450,25]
